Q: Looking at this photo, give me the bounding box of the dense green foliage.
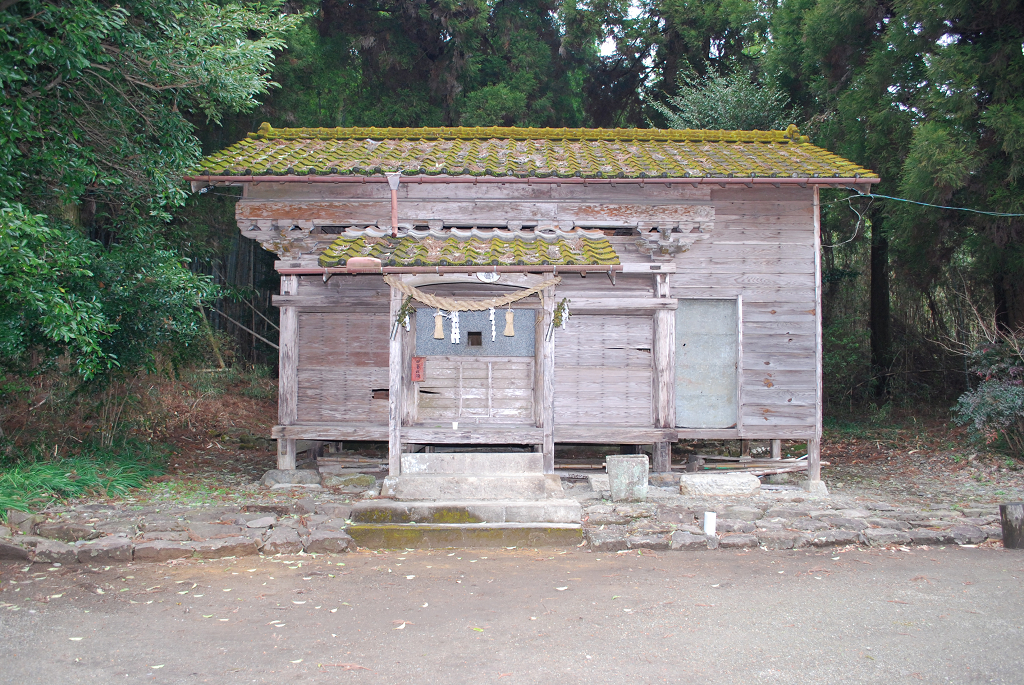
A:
[0,0,300,380]
[3,0,1024,461]
[0,439,166,515]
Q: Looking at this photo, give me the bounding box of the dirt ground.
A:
[2,545,1023,684]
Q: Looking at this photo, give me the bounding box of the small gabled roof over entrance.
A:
[192,123,876,180]
[318,227,620,269]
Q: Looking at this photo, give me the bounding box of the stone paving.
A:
[565,480,1004,552]
[0,476,1011,565]
[0,498,354,565]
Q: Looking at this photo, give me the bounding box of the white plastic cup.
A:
[452,421,459,430]
[703,511,717,536]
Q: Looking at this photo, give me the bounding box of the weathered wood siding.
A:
[554,315,653,426]
[417,357,534,423]
[255,182,819,441]
[296,312,389,423]
[682,187,817,438]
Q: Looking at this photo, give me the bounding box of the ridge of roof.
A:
[247,122,811,144]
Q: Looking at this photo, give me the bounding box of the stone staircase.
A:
[355,452,583,548]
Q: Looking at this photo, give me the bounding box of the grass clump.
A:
[0,440,166,519]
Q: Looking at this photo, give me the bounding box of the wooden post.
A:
[652,442,671,473]
[811,186,824,483]
[739,439,751,462]
[686,452,700,473]
[540,287,556,474]
[277,274,298,470]
[771,439,782,460]
[1000,502,1024,549]
[652,273,675,472]
[807,437,821,481]
[388,285,404,477]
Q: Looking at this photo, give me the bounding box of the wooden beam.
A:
[388,286,403,476]
[555,427,677,443]
[540,286,556,473]
[404,426,544,444]
[570,297,677,311]
[276,274,298,470]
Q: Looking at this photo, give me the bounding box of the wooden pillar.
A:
[277,274,298,470]
[807,437,821,481]
[739,439,751,462]
[540,287,556,474]
[652,273,675,473]
[652,442,671,473]
[388,285,404,477]
[771,439,782,460]
[811,187,824,482]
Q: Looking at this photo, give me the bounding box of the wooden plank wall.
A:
[676,186,817,439]
[554,315,654,426]
[417,357,534,423]
[257,182,819,443]
[296,312,390,423]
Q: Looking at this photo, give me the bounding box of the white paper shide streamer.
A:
[489,307,496,342]
[450,310,460,344]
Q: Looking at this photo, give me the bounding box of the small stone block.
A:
[950,525,986,545]
[807,530,862,547]
[76,536,133,563]
[800,480,829,496]
[314,503,352,519]
[134,540,195,562]
[323,473,377,489]
[260,469,322,488]
[719,534,759,549]
[627,534,670,550]
[587,529,629,552]
[33,539,79,564]
[606,456,649,502]
[0,540,32,561]
[863,528,913,547]
[263,527,303,555]
[303,530,355,554]
[35,522,99,542]
[669,531,707,551]
[191,536,259,559]
[246,516,276,528]
[679,473,760,497]
[909,529,955,545]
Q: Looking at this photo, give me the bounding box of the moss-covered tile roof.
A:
[194,123,876,180]
[318,228,620,268]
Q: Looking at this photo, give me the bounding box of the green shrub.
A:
[953,380,1024,458]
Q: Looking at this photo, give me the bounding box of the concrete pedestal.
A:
[607,455,649,502]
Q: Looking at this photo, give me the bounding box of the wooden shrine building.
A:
[189,124,877,501]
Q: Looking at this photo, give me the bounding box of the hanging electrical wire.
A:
[845,187,1024,218]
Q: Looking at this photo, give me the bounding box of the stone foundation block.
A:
[76,536,133,563]
[260,469,322,488]
[262,527,303,555]
[303,530,355,554]
[587,529,629,552]
[909,529,955,545]
[679,473,760,497]
[33,539,78,564]
[950,525,986,545]
[607,456,649,502]
[863,528,913,547]
[134,540,195,562]
[35,522,100,542]
[807,530,863,547]
[0,540,31,561]
[627,534,669,550]
[719,534,759,549]
[669,531,707,551]
[191,536,259,559]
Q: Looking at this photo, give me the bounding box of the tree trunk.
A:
[870,217,891,397]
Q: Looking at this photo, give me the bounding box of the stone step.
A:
[350,499,582,525]
[348,522,583,549]
[383,474,564,500]
[400,452,543,475]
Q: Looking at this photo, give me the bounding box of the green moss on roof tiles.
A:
[194,123,876,180]
[318,229,620,268]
